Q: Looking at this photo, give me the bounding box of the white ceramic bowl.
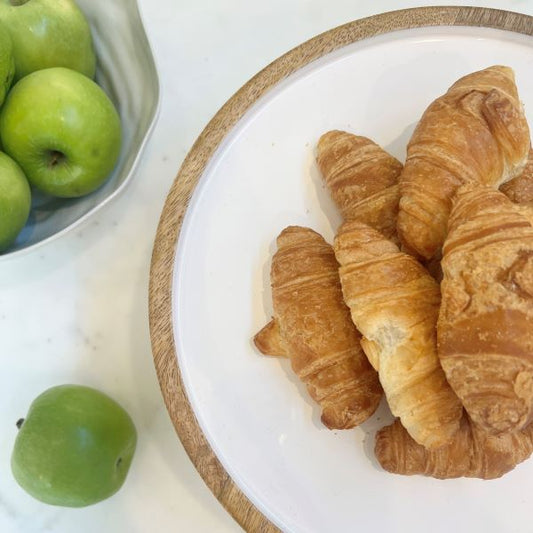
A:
[2,0,160,259]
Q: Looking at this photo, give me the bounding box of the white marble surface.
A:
[1,0,533,532]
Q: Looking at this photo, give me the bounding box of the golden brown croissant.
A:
[260,225,383,429]
[397,65,530,259]
[501,148,533,205]
[334,221,462,448]
[316,130,402,243]
[438,185,533,435]
[375,416,533,479]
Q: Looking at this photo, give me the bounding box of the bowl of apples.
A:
[0,0,160,258]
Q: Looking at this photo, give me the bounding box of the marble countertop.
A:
[2,0,533,531]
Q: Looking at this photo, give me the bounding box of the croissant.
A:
[397,65,530,259]
[438,185,533,434]
[257,225,383,429]
[316,130,402,243]
[375,416,533,479]
[501,148,533,205]
[334,221,462,448]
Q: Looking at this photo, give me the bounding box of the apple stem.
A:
[9,0,29,6]
[116,457,122,468]
[16,418,24,429]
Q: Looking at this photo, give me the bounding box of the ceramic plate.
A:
[151,9,533,533]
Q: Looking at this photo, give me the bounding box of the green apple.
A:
[0,21,14,106]
[0,151,30,252]
[0,0,95,81]
[0,67,121,198]
[11,384,137,507]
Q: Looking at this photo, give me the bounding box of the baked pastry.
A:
[514,204,533,226]
[397,65,530,259]
[375,416,533,479]
[316,130,402,243]
[253,318,286,357]
[334,221,462,448]
[438,185,533,434]
[501,148,533,205]
[255,225,383,429]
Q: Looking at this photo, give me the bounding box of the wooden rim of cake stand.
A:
[148,7,533,532]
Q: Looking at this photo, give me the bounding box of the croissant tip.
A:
[252,332,268,355]
[374,426,397,473]
[321,400,381,430]
[276,225,316,245]
[489,64,514,77]
[317,130,343,153]
[320,410,354,430]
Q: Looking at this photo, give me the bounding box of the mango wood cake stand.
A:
[148,7,533,532]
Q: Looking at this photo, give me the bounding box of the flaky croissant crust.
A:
[375,416,533,479]
[316,130,402,243]
[438,185,533,435]
[398,65,531,259]
[334,221,462,448]
[269,225,383,429]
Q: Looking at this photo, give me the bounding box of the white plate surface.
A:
[173,25,533,533]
